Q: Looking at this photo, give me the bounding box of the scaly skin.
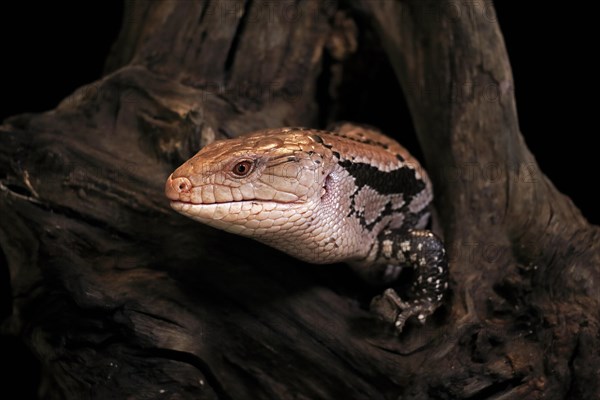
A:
[165,123,448,332]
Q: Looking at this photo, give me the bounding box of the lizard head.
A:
[165,128,336,237]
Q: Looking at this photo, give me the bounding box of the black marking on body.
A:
[355,200,396,231]
[348,193,429,234]
[340,159,428,233]
[339,160,425,199]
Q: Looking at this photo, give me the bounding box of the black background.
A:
[0,2,596,398]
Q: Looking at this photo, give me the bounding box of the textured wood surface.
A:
[1,1,598,399]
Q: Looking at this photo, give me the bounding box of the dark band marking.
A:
[359,200,395,231]
[340,159,428,233]
[339,160,426,199]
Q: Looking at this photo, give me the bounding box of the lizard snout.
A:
[165,174,193,201]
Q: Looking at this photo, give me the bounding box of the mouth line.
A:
[170,199,301,207]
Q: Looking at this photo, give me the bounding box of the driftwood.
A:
[1,1,598,398]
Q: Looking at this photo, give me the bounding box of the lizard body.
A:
[165,123,448,332]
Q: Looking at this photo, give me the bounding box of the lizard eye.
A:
[231,160,254,177]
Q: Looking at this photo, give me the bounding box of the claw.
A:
[370,288,437,333]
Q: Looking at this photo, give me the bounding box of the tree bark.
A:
[1,1,598,399]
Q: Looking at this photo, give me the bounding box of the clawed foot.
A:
[370,288,437,333]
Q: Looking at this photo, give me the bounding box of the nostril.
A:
[173,177,191,193]
[165,175,192,201]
